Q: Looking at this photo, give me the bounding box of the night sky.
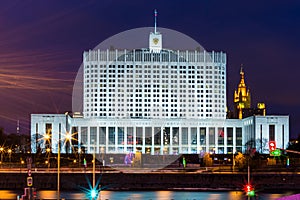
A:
[0,1,299,138]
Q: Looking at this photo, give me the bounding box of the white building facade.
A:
[30,114,289,155]
[30,28,289,155]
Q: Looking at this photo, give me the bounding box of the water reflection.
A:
[228,191,244,199]
[0,190,18,199]
[37,190,87,199]
[156,191,173,199]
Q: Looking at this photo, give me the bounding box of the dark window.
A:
[227,127,233,145]
[269,125,275,141]
[209,128,215,145]
[236,128,242,146]
[200,128,206,145]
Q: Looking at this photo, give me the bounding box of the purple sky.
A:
[0,1,299,138]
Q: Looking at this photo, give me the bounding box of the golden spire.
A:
[234,66,251,118]
[239,67,245,87]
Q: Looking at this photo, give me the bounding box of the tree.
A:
[287,134,300,151]
[245,139,255,154]
[255,138,269,153]
[235,152,246,170]
[31,133,43,153]
[203,153,213,167]
[0,127,4,143]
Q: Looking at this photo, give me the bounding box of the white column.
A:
[96,126,99,153]
[87,126,91,154]
[233,127,236,153]
[115,126,118,152]
[105,127,109,153]
[215,127,218,153]
[170,127,173,154]
[224,127,227,154]
[133,127,137,153]
[179,127,182,154]
[151,127,154,155]
[188,127,191,153]
[206,127,209,152]
[124,127,127,152]
[197,127,200,154]
[142,127,145,154]
[78,126,81,153]
[160,127,164,155]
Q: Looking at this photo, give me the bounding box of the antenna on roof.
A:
[154,9,158,34]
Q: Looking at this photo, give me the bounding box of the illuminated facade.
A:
[232,68,266,119]
[234,68,251,119]
[83,50,226,120]
[30,25,289,155]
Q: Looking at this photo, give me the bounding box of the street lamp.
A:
[58,111,71,200]
[44,133,50,141]
[0,147,4,164]
[42,132,60,200]
[57,136,61,200]
[46,148,51,168]
[65,132,71,154]
[8,149,12,163]
[38,112,74,200]
[232,150,236,171]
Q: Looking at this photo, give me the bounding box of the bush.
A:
[203,153,213,167]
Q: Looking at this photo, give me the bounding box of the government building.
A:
[30,19,289,158]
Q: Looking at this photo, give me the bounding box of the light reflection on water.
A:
[0,190,18,199]
[1,190,298,200]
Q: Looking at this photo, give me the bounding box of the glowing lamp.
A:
[91,188,97,198]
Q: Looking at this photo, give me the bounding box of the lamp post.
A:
[93,148,96,200]
[57,111,71,200]
[0,147,4,164]
[65,133,71,154]
[57,138,60,200]
[92,139,96,200]
[8,149,12,164]
[46,148,51,168]
[232,150,235,171]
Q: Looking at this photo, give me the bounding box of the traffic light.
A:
[27,177,33,187]
[83,158,87,167]
[244,184,255,197]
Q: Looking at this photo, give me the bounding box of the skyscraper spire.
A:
[154,9,157,34]
[234,67,251,119]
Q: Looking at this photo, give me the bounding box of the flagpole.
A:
[154,9,157,34]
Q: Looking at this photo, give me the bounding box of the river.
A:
[1,190,298,200]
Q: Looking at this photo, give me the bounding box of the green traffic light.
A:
[247,190,255,197]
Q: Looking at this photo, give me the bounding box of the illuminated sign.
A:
[269,141,276,151]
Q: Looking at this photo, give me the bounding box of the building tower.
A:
[234,67,251,119]
[149,9,162,53]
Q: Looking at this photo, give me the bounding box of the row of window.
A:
[85,74,225,80]
[85,112,221,118]
[85,84,224,89]
[77,126,241,147]
[86,64,225,70]
[85,70,224,77]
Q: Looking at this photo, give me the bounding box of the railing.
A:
[84,49,226,64]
